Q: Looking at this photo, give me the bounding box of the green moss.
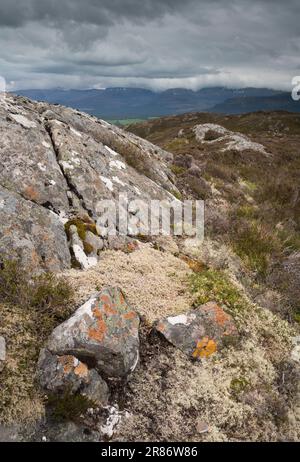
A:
[65,219,87,241]
[230,377,250,395]
[83,241,94,255]
[47,391,95,422]
[294,312,300,323]
[189,269,249,315]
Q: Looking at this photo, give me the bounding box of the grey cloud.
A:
[0,0,299,91]
[0,0,196,27]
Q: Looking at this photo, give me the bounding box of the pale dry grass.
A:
[63,244,194,323]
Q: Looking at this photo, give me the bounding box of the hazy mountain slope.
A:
[210,93,300,114]
[15,87,285,119]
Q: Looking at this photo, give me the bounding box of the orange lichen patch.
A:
[74,362,88,378]
[101,294,117,315]
[119,291,126,305]
[103,303,117,316]
[59,355,76,374]
[24,185,39,201]
[156,321,166,332]
[88,306,107,342]
[192,337,217,358]
[203,302,232,327]
[180,255,206,273]
[125,242,139,253]
[123,311,137,320]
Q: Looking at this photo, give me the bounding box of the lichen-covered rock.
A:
[0,93,178,272]
[37,349,109,405]
[46,287,140,377]
[0,185,71,272]
[0,336,6,372]
[155,302,238,359]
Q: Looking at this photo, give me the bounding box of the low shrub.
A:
[47,391,95,422]
[189,268,249,315]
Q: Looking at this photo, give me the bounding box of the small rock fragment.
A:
[155,302,238,359]
[0,336,6,372]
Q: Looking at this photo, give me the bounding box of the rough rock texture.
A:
[0,336,5,372]
[0,93,177,271]
[47,287,140,377]
[37,349,109,405]
[155,302,238,358]
[0,184,71,272]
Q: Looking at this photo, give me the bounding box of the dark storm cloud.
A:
[0,0,196,27]
[0,0,299,90]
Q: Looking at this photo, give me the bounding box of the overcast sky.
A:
[0,0,299,91]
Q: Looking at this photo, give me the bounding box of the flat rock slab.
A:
[155,302,238,359]
[47,287,140,377]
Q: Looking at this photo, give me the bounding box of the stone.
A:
[0,93,177,272]
[37,349,109,405]
[291,336,300,364]
[81,369,109,406]
[0,184,71,272]
[188,164,202,178]
[196,420,209,434]
[37,349,90,393]
[47,287,140,377]
[69,225,97,270]
[0,336,6,372]
[84,231,104,254]
[155,302,238,358]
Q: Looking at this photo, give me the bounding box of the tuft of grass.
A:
[170,165,186,176]
[171,189,182,201]
[47,390,95,422]
[235,205,259,220]
[164,138,188,151]
[189,268,249,315]
[0,259,73,322]
[294,312,300,323]
[231,221,280,278]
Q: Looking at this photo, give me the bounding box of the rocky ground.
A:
[0,94,299,441]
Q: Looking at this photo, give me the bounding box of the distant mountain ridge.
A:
[14,86,299,119]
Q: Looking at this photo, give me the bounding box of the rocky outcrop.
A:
[0,94,178,271]
[155,302,238,358]
[45,287,140,378]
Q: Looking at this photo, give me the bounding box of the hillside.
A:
[210,94,300,114]
[15,87,287,119]
[0,95,299,442]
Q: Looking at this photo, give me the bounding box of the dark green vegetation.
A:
[129,111,300,322]
[0,259,73,323]
[47,390,95,422]
[0,259,74,422]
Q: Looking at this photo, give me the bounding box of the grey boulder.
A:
[46,287,140,378]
